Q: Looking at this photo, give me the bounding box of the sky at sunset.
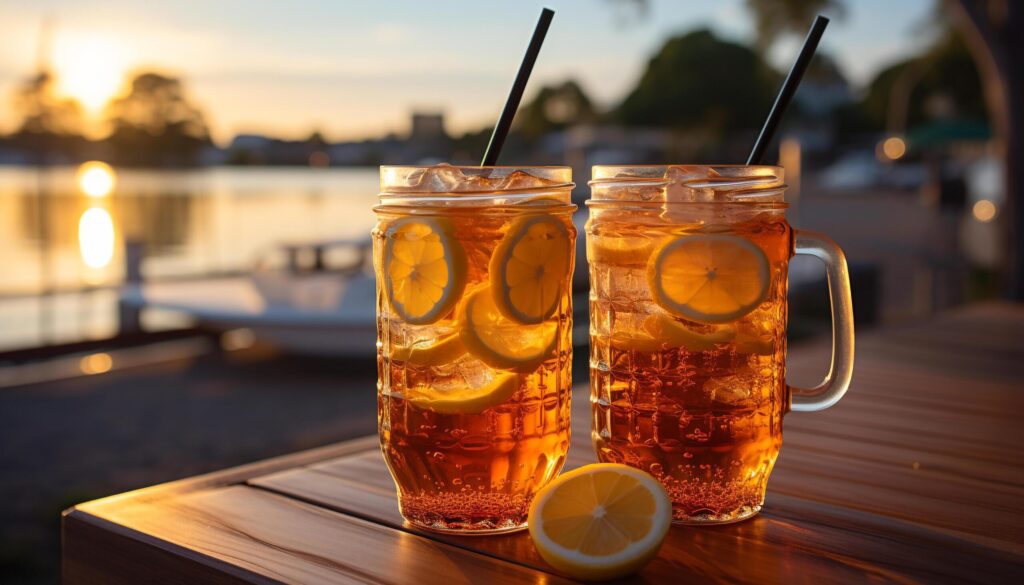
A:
[0,0,936,144]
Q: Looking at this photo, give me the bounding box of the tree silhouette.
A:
[516,80,597,140]
[614,29,778,133]
[105,72,211,167]
[10,71,84,161]
[745,0,844,48]
[945,0,1024,299]
[860,32,987,132]
[743,0,1023,298]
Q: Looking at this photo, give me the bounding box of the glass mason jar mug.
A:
[586,165,854,524]
[373,165,576,534]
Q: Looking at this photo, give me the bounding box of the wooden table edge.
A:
[63,507,282,585]
[62,435,381,584]
[68,435,380,514]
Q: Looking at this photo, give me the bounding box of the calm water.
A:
[0,165,380,350]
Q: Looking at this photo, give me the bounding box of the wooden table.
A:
[63,303,1024,584]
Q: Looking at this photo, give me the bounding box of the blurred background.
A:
[1,0,1019,582]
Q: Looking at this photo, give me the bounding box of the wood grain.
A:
[252,452,1024,583]
[64,303,1024,584]
[68,486,572,584]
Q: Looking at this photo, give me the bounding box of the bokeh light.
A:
[972,200,997,223]
[221,328,257,351]
[78,207,116,268]
[77,161,116,197]
[881,137,906,161]
[79,352,113,375]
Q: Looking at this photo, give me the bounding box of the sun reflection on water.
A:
[78,207,116,269]
[77,161,116,197]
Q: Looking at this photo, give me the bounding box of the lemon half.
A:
[528,463,672,581]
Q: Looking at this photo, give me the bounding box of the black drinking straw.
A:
[480,8,555,166]
[747,15,830,165]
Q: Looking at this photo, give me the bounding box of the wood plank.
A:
[256,304,1024,556]
[770,449,1024,546]
[251,457,1024,583]
[74,435,381,519]
[782,427,1024,487]
[67,485,571,585]
[64,511,270,585]
[66,302,1024,584]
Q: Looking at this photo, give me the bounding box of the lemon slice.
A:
[460,285,558,371]
[647,234,769,324]
[393,333,467,366]
[490,216,571,324]
[408,369,518,414]
[382,218,467,324]
[528,463,671,581]
[612,313,736,353]
[588,235,654,266]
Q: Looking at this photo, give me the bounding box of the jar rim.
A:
[591,164,783,176]
[585,200,788,210]
[373,202,578,216]
[381,165,573,194]
[589,164,786,203]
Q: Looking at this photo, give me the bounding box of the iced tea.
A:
[587,165,791,524]
[374,165,575,533]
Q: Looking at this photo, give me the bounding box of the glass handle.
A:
[789,230,855,412]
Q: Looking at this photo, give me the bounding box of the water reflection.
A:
[0,165,379,350]
[78,207,115,269]
[77,161,116,197]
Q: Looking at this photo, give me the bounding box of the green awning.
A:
[904,120,991,151]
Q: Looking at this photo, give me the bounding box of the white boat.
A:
[119,213,601,357]
[120,239,377,357]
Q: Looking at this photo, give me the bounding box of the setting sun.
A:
[52,34,126,111]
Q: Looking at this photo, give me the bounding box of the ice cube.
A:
[661,166,718,222]
[408,164,466,193]
[663,166,717,204]
[407,353,497,401]
[498,169,563,193]
[405,322,458,347]
[704,374,755,405]
[454,354,498,389]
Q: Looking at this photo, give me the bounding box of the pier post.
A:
[118,240,143,335]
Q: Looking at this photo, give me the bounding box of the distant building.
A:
[230,134,273,152]
[410,112,446,142]
[407,112,450,163]
[224,112,456,167]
